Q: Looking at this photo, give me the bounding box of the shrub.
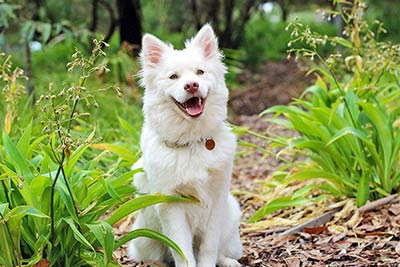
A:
[250,0,400,222]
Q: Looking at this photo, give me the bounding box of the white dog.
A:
[128,24,242,267]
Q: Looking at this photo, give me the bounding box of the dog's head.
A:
[139,25,228,138]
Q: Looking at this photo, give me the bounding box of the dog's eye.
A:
[196,69,204,75]
[169,74,178,80]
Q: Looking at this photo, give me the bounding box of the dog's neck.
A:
[164,136,215,150]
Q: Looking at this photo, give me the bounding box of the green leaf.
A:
[248,196,315,222]
[2,131,33,182]
[292,184,316,198]
[16,121,32,158]
[40,144,60,165]
[40,22,52,43]
[118,116,139,139]
[0,203,9,215]
[106,194,194,225]
[356,175,369,207]
[63,217,94,251]
[327,126,368,146]
[86,222,115,265]
[0,224,16,267]
[231,125,249,135]
[21,20,35,42]
[359,101,392,191]
[333,37,352,48]
[114,228,187,262]
[6,206,48,262]
[57,183,79,223]
[286,169,353,191]
[91,143,136,162]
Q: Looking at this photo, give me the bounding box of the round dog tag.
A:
[205,139,215,150]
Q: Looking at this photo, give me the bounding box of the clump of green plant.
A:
[0,40,189,266]
[250,0,400,222]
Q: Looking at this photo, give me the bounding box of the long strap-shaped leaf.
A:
[114,228,187,263]
[106,194,194,225]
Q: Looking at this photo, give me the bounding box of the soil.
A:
[115,60,400,266]
[229,59,314,116]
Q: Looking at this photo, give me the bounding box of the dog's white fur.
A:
[128,24,242,267]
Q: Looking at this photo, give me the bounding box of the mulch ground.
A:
[115,60,400,266]
[231,115,400,267]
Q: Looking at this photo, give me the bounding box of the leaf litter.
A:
[231,115,400,267]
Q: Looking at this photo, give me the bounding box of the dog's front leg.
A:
[157,204,196,267]
[197,178,229,267]
[196,209,221,267]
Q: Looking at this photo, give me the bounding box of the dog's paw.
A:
[217,257,242,267]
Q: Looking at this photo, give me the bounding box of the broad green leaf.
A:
[91,143,135,162]
[6,206,48,262]
[231,125,249,135]
[63,217,94,251]
[57,183,79,223]
[333,37,352,48]
[327,126,368,146]
[86,222,115,265]
[0,203,8,215]
[248,196,315,222]
[16,121,32,158]
[98,176,121,201]
[0,224,16,267]
[114,228,186,262]
[118,116,140,140]
[2,131,33,182]
[21,20,35,41]
[40,144,60,165]
[292,184,316,198]
[301,85,330,107]
[40,22,52,43]
[65,132,93,177]
[356,175,369,207]
[106,194,194,225]
[359,101,392,191]
[286,169,354,191]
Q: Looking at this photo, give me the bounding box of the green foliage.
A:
[0,41,188,266]
[0,2,17,28]
[242,11,338,67]
[251,0,400,222]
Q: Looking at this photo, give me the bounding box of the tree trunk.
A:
[89,0,98,32]
[220,0,234,48]
[117,0,142,55]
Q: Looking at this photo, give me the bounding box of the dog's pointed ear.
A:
[192,24,218,59]
[141,34,169,65]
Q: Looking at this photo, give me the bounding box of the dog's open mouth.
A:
[173,97,206,118]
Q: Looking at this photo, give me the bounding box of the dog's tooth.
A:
[198,98,202,105]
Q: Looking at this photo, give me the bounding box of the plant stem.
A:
[50,152,65,242]
[0,212,21,267]
[61,167,80,217]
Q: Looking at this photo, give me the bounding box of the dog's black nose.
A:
[184,81,199,94]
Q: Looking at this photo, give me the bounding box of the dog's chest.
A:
[142,129,235,194]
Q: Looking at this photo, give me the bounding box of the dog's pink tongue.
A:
[185,97,203,117]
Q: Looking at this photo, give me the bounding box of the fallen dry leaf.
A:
[303,225,328,235]
[33,259,50,267]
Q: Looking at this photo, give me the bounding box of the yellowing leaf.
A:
[4,106,12,134]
